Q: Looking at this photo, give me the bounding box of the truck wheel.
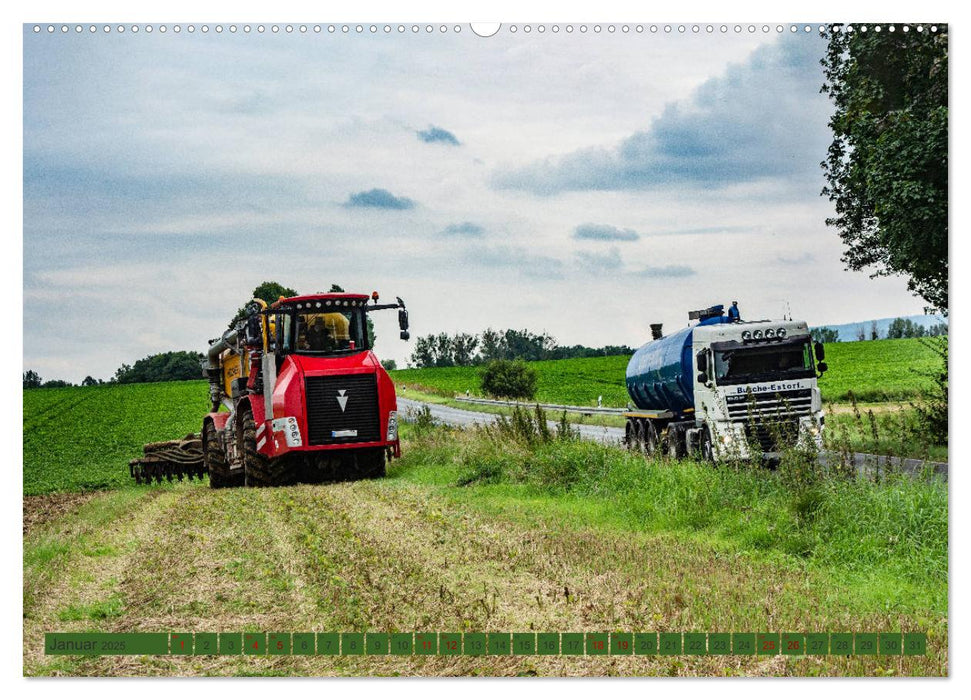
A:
[666,425,686,460]
[700,426,715,463]
[625,419,637,451]
[239,409,296,487]
[643,420,659,457]
[633,420,646,453]
[204,421,239,488]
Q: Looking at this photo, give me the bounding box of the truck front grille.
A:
[743,420,800,453]
[725,388,812,422]
[305,374,381,446]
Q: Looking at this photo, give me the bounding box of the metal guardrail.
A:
[453,395,627,415]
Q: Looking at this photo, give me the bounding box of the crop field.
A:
[390,338,941,406]
[23,381,209,495]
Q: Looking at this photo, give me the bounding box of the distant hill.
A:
[812,315,946,342]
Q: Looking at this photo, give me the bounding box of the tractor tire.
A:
[355,448,386,480]
[239,409,296,487]
[204,421,240,489]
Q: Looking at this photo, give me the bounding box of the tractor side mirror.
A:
[697,372,708,385]
[814,341,825,362]
[817,361,828,374]
[696,350,708,373]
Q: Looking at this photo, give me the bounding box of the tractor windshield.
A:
[714,338,815,385]
[274,307,368,355]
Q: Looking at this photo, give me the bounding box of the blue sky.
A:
[23,25,930,381]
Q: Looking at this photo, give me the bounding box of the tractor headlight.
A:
[387,411,399,441]
[777,328,787,338]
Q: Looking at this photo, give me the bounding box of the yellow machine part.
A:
[220,348,249,397]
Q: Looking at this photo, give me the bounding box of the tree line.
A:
[409,328,633,369]
[810,317,947,345]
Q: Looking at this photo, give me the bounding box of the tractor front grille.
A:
[305,374,381,446]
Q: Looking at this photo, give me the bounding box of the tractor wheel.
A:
[355,448,386,480]
[204,421,239,488]
[239,409,296,487]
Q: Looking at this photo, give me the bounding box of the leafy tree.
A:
[821,25,948,312]
[229,281,298,328]
[433,333,454,367]
[409,335,435,368]
[928,322,948,337]
[480,359,537,400]
[870,320,880,341]
[81,376,99,386]
[451,333,479,366]
[811,327,840,343]
[23,370,42,389]
[887,317,927,339]
[41,379,73,388]
[380,359,397,371]
[114,351,205,384]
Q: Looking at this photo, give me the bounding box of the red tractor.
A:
[201,292,410,487]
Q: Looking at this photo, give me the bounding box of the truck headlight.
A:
[741,330,752,340]
[387,411,399,441]
[777,328,787,338]
[753,329,763,339]
[765,328,776,338]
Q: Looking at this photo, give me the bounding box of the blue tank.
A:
[626,314,733,415]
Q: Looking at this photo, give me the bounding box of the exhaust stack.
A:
[650,323,663,340]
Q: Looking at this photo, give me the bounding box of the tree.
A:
[229,281,299,328]
[410,335,435,368]
[870,320,880,341]
[821,25,948,312]
[41,379,73,388]
[451,333,479,366]
[81,376,99,386]
[855,325,866,342]
[380,359,397,371]
[810,327,840,344]
[480,359,537,400]
[887,317,928,339]
[114,351,205,384]
[23,370,42,389]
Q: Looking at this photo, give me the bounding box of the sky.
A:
[23,24,933,382]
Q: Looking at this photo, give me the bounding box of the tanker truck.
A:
[624,303,827,463]
[201,291,410,487]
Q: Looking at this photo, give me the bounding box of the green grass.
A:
[394,420,948,615]
[390,338,941,406]
[23,381,210,495]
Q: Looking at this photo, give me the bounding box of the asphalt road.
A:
[397,398,947,480]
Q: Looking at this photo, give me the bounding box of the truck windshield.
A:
[714,339,814,385]
[290,309,368,355]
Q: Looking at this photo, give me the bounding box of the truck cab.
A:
[692,318,825,461]
[624,304,826,463]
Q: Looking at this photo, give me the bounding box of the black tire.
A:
[204,421,240,488]
[355,448,387,479]
[634,420,646,454]
[666,425,686,460]
[700,426,715,463]
[625,419,637,451]
[643,419,659,457]
[239,409,296,487]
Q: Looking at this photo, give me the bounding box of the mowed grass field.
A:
[22,359,947,676]
[390,338,941,406]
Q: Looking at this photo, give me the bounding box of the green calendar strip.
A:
[43,632,927,657]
